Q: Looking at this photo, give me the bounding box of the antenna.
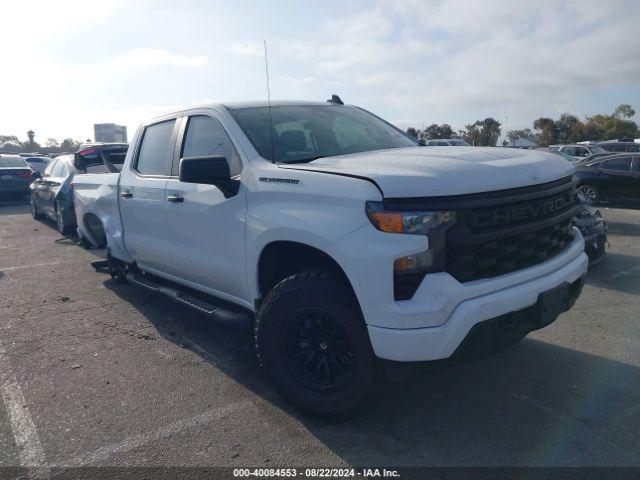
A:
[264,40,275,161]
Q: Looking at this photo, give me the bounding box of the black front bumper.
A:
[450,277,584,362]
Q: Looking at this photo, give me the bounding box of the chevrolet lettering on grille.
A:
[471,190,577,230]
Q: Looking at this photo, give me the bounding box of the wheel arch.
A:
[256,240,356,303]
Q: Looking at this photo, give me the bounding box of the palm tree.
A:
[27,130,35,146]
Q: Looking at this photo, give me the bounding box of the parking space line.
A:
[58,400,252,467]
[0,340,48,476]
[0,259,90,273]
[0,261,67,272]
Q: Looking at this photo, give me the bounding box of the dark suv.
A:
[574,153,640,206]
[597,140,640,153]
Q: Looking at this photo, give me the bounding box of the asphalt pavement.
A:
[0,196,639,471]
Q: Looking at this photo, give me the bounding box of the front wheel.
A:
[255,268,381,418]
[577,184,599,205]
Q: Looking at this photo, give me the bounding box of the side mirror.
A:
[32,171,42,179]
[179,155,239,198]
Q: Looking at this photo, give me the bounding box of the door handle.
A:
[120,190,133,198]
[167,194,184,203]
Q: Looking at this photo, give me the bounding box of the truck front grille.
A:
[445,179,579,282]
[385,176,580,285]
[446,217,575,282]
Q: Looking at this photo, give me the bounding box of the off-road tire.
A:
[254,268,381,418]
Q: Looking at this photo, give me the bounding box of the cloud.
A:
[229,42,264,56]
[109,49,209,71]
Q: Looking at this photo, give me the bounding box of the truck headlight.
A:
[366,201,457,301]
[365,201,456,235]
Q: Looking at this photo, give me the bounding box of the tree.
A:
[506,128,538,146]
[422,123,455,140]
[584,114,637,140]
[406,127,419,139]
[60,138,77,151]
[556,114,584,144]
[45,138,59,148]
[0,135,21,152]
[461,118,501,146]
[614,104,635,119]
[533,117,558,146]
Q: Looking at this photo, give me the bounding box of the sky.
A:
[2,0,639,144]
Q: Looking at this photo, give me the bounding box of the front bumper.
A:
[367,244,588,362]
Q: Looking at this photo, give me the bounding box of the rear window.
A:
[135,120,175,175]
[0,157,28,168]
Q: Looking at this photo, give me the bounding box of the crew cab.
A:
[83,98,588,417]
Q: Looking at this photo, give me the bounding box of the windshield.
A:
[229,105,418,163]
[0,157,28,168]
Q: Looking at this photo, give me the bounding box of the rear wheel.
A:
[55,201,73,235]
[578,184,599,205]
[255,268,381,418]
[30,195,43,219]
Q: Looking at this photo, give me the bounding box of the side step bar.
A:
[126,272,251,329]
[91,259,109,272]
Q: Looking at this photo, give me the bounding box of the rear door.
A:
[163,113,248,302]
[631,156,640,204]
[43,159,68,215]
[119,118,178,272]
[600,156,635,203]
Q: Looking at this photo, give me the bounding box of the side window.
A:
[561,147,575,156]
[43,160,57,177]
[135,119,176,176]
[51,161,66,177]
[575,147,588,157]
[603,157,632,172]
[181,116,242,176]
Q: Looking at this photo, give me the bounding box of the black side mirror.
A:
[32,171,42,179]
[179,155,239,198]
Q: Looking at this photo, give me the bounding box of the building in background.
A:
[93,123,127,143]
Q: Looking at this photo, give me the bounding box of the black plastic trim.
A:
[384,176,576,211]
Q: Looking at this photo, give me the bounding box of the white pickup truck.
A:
[74,98,588,417]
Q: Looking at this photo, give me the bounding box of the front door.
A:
[164,114,248,303]
[118,118,178,273]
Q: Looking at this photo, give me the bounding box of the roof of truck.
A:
[220,100,341,109]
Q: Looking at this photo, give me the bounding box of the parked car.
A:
[0,155,39,197]
[85,99,586,417]
[30,144,128,234]
[574,153,640,206]
[549,150,575,162]
[596,140,640,153]
[23,156,50,175]
[549,144,609,161]
[574,196,607,265]
[424,138,471,146]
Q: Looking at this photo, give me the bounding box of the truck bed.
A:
[72,173,120,248]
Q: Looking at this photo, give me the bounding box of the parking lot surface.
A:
[0,197,639,469]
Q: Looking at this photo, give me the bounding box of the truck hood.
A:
[280,146,574,198]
